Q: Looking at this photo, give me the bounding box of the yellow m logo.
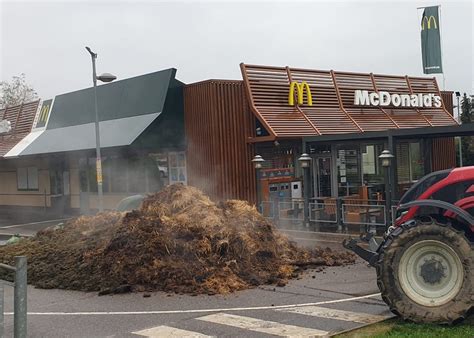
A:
[422,16,437,30]
[288,81,313,106]
[39,104,50,122]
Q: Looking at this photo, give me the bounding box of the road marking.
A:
[132,325,211,337]
[3,293,382,316]
[290,237,342,244]
[197,313,329,337]
[276,305,389,324]
[0,218,71,229]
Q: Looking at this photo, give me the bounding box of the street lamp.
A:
[252,155,265,211]
[85,46,116,213]
[298,153,312,227]
[379,150,394,227]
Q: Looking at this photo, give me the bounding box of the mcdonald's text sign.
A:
[354,90,442,108]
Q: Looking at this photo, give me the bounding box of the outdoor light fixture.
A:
[252,155,265,169]
[97,73,117,83]
[298,153,312,168]
[379,149,394,227]
[252,155,265,209]
[298,153,312,227]
[379,150,394,167]
[455,92,461,97]
[85,46,117,213]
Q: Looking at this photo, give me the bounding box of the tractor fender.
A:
[399,199,474,226]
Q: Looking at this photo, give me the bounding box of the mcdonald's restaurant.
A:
[0,63,472,228]
[184,64,474,231]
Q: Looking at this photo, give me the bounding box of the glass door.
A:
[314,157,332,197]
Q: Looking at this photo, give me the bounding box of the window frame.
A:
[17,166,39,191]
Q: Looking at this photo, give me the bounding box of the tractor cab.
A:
[395,167,474,227]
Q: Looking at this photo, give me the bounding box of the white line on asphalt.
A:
[279,229,347,236]
[0,218,71,229]
[132,325,212,337]
[197,313,329,337]
[3,293,382,316]
[276,305,389,324]
[290,237,342,244]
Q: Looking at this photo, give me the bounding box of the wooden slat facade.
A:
[431,91,456,170]
[0,100,40,157]
[241,64,458,138]
[184,80,257,203]
[184,69,458,204]
[432,137,456,170]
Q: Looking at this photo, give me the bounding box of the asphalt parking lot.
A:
[0,217,395,337]
[2,259,393,337]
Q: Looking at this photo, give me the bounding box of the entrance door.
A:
[50,167,70,215]
[313,157,332,197]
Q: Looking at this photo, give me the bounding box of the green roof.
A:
[47,68,176,129]
[16,68,185,156]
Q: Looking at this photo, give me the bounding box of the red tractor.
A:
[344,166,474,324]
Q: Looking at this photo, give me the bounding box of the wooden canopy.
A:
[241,64,458,138]
[0,100,40,157]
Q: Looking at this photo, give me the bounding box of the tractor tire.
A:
[376,219,473,324]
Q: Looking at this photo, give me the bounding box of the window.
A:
[128,157,146,193]
[431,180,474,205]
[17,167,39,190]
[362,145,376,175]
[409,143,424,181]
[337,147,361,196]
[79,153,174,194]
[399,169,451,204]
[397,142,425,183]
[110,157,128,193]
[168,152,187,184]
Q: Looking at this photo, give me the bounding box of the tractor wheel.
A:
[376,219,473,324]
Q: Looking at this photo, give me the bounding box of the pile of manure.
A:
[0,184,354,295]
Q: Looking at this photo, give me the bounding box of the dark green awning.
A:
[11,68,182,156]
[19,113,159,155]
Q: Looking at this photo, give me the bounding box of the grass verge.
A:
[336,316,474,338]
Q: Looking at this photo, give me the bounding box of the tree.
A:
[459,93,473,166]
[0,73,38,109]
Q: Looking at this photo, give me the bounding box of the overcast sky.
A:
[1,0,472,100]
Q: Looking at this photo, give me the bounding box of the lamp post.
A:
[85,47,116,213]
[455,91,463,167]
[252,155,265,212]
[379,149,394,228]
[298,153,312,227]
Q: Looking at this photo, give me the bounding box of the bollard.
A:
[336,198,344,233]
[0,282,4,338]
[14,256,27,338]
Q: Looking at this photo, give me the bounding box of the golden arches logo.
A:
[288,81,313,106]
[39,104,50,122]
[422,16,437,30]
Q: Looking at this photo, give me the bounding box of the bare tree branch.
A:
[0,73,38,109]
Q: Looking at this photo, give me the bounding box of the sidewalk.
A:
[0,206,77,227]
[0,210,72,245]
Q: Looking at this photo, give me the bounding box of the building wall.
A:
[432,138,456,171]
[184,80,257,203]
[0,157,51,207]
[431,91,456,170]
[68,156,81,209]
